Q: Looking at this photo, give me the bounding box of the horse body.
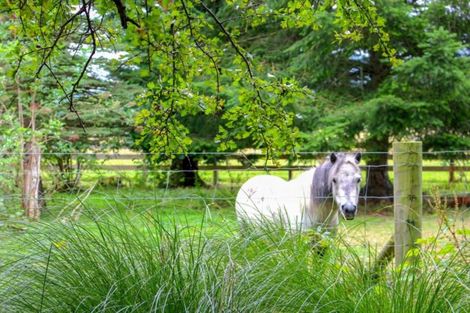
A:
[235,153,362,231]
[235,169,318,229]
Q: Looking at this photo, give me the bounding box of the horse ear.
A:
[354,152,362,164]
[330,153,337,164]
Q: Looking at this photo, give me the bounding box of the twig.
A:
[199,1,264,105]
[35,2,88,76]
[199,1,254,80]
[67,0,98,132]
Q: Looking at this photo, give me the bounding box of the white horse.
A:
[235,153,362,231]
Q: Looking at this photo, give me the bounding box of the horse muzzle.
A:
[341,204,357,220]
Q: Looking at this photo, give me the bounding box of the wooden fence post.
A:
[213,169,219,186]
[449,159,455,183]
[393,141,423,266]
[287,159,293,180]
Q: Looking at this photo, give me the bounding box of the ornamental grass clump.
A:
[0,210,468,312]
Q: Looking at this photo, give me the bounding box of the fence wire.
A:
[1,150,470,155]
[1,151,469,253]
[2,193,470,201]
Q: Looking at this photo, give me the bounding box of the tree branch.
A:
[111,0,140,29]
[35,2,88,77]
[199,1,264,104]
[67,0,98,133]
[199,1,254,80]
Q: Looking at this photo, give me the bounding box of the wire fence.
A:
[1,151,469,194]
[1,150,470,155]
[0,151,469,258]
[1,194,470,201]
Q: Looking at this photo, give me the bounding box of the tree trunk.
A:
[22,141,42,220]
[363,139,393,199]
[365,154,393,198]
[168,155,205,187]
[55,155,81,191]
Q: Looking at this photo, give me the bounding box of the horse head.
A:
[328,152,362,220]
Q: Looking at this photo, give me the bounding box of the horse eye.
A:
[332,178,337,184]
[357,178,361,183]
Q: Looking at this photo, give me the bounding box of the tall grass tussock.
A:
[0,208,468,313]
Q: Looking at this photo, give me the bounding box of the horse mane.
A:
[311,153,359,204]
[311,157,335,204]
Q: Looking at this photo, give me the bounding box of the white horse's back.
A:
[235,169,316,229]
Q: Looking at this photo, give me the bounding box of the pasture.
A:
[1,186,469,250]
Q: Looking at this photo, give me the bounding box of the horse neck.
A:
[309,161,339,225]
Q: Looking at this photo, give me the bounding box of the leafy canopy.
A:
[0,0,396,157]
